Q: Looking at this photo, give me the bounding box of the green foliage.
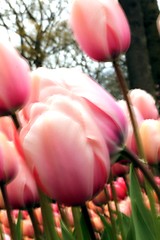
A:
[129,165,159,240]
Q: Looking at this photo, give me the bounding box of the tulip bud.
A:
[139,119,160,165]
[70,0,131,61]
[0,39,30,115]
[129,89,158,120]
[93,177,127,205]
[6,158,39,209]
[0,152,39,209]
[0,133,18,184]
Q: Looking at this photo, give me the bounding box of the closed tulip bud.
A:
[111,162,129,177]
[21,93,110,206]
[6,158,39,209]
[139,119,160,165]
[70,0,131,61]
[93,177,127,205]
[20,67,127,156]
[0,39,30,115]
[0,133,18,184]
[129,89,159,120]
[0,151,39,209]
[117,99,144,154]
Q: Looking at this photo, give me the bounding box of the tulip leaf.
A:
[79,211,91,240]
[99,214,114,240]
[117,213,131,239]
[125,218,135,240]
[15,211,22,240]
[61,220,75,240]
[129,164,157,240]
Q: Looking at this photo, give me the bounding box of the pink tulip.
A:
[0,116,39,208]
[139,119,160,165]
[117,99,144,154]
[21,93,110,206]
[0,39,30,115]
[20,67,127,156]
[0,133,18,184]
[0,116,22,184]
[129,89,159,120]
[3,156,39,209]
[69,0,131,61]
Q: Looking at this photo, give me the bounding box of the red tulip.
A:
[70,0,131,61]
[21,92,110,206]
[20,67,127,156]
[93,177,127,205]
[0,39,30,115]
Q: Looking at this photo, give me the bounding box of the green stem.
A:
[81,204,96,240]
[58,205,71,229]
[28,208,42,240]
[0,222,4,240]
[72,207,84,240]
[103,187,118,240]
[38,189,60,240]
[113,60,145,160]
[121,148,160,201]
[1,184,17,240]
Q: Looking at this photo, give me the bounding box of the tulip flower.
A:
[0,132,18,184]
[129,89,159,120]
[0,155,39,209]
[117,99,144,155]
[20,67,127,156]
[21,93,110,206]
[0,39,30,115]
[139,119,160,165]
[70,0,131,61]
[93,177,127,205]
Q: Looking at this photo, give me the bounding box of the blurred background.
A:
[0,0,160,101]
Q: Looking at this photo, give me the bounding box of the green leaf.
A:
[79,210,91,240]
[61,220,75,240]
[99,214,114,240]
[118,213,131,239]
[15,211,22,240]
[129,165,157,240]
[126,218,135,240]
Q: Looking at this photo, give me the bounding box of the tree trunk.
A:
[140,0,160,104]
[119,0,155,96]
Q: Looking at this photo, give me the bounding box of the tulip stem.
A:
[38,189,60,240]
[28,208,43,240]
[121,147,160,201]
[113,59,145,160]
[81,204,97,240]
[0,222,4,240]
[104,188,118,240]
[72,207,84,240]
[0,184,17,240]
[10,112,20,130]
[110,177,125,240]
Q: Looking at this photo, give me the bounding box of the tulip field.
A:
[0,0,160,239]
